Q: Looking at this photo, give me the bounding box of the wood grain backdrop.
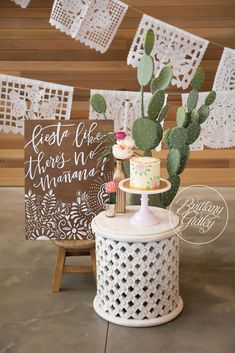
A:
[0,0,234,186]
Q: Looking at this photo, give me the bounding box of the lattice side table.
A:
[92,206,183,327]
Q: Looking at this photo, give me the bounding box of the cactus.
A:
[167,148,181,176]
[169,127,188,149]
[144,28,155,55]
[186,122,201,144]
[137,54,154,87]
[163,128,172,148]
[205,91,216,106]
[90,93,107,115]
[160,175,181,207]
[147,90,165,120]
[178,144,190,174]
[151,66,173,93]
[90,29,216,210]
[191,108,199,123]
[158,103,169,123]
[187,89,199,112]
[191,67,205,90]
[176,107,187,127]
[198,105,210,124]
[132,117,157,150]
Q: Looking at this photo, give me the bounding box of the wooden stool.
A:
[52,240,96,292]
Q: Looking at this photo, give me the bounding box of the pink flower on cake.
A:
[136,164,147,173]
[151,180,159,188]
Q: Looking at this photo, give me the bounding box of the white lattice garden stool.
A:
[92,206,183,327]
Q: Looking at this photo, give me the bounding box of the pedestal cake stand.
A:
[119,178,171,226]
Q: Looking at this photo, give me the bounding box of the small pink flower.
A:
[136,164,147,173]
[105,181,117,193]
[115,131,126,140]
[151,180,159,188]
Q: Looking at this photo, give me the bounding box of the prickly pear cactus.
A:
[90,93,107,115]
[89,28,216,209]
[132,118,158,150]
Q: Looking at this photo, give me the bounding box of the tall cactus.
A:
[90,29,216,208]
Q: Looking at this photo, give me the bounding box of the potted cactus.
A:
[90,29,216,208]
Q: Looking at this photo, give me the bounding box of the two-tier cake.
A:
[130,156,160,190]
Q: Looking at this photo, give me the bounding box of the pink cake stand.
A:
[119,178,171,226]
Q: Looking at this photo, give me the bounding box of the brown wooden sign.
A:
[25,120,113,240]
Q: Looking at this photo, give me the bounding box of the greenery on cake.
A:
[90,29,216,208]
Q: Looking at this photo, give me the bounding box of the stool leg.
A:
[52,247,66,292]
[90,248,96,284]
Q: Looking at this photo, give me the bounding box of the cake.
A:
[130,156,160,189]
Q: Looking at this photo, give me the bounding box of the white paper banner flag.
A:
[128,15,209,89]
[213,47,235,91]
[89,89,167,151]
[50,0,128,53]
[50,0,91,38]
[182,91,235,150]
[0,74,74,135]
[11,0,30,8]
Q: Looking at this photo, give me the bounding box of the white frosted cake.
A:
[130,156,160,189]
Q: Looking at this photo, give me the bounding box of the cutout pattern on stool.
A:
[11,0,30,8]
[95,234,179,320]
[213,47,235,91]
[0,74,73,135]
[182,91,235,149]
[127,15,208,89]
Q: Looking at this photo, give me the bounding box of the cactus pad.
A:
[90,94,107,114]
[160,175,181,207]
[191,108,199,123]
[167,148,181,176]
[163,128,172,148]
[137,54,154,87]
[187,89,199,112]
[157,103,169,123]
[155,122,163,147]
[191,67,205,90]
[198,105,210,124]
[132,117,157,150]
[178,144,190,174]
[151,66,173,93]
[176,107,187,127]
[186,122,201,144]
[147,90,165,120]
[144,29,155,55]
[169,127,188,149]
[205,91,216,106]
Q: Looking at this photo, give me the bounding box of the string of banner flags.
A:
[1,0,234,150]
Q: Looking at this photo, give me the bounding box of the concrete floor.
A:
[0,187,235,353]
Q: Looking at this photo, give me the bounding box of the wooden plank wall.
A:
[0,0,234,187]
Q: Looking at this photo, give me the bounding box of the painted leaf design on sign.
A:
[25,190,38,220]
[41,190,57,217]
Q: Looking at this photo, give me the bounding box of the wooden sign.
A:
[25,120,113,240]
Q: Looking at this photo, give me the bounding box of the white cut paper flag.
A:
[128,15,209,89]
[50,0,91,38]
[89,89,167,151]
[11,0,30,8]
[0,74,74,135]
[213,47,235,91]
[50,0,128,54]
[182,91,235,150]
